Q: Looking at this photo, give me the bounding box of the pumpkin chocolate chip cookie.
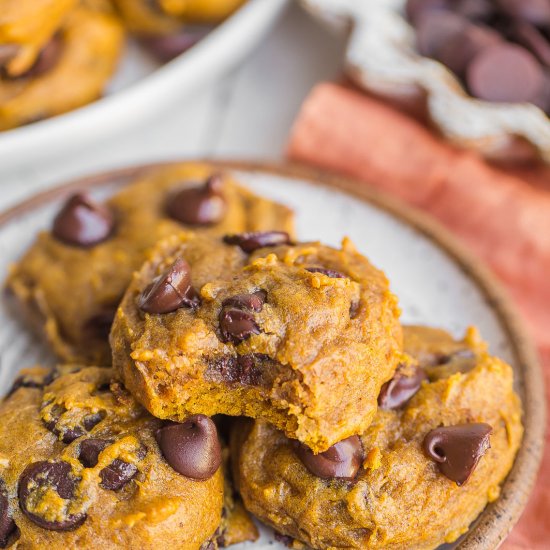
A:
[0,5,124,131]
[231,326,523,549]
[110,230,402,453]
[0,365,230,549]
[7,163,294,366]
[0,0,76,77]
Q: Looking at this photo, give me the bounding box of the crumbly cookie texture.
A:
[6,164,294,366]
[0,365,245,549]
[111,231,402,453]
[0,5,124,131]
[231,326,523,550]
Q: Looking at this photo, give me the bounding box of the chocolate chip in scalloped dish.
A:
[423,423,493,486]
[52,193,115,248]
[166,174,227,226]
[18,461,86,531]
[155,415,221,480]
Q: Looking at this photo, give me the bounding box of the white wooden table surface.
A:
[0,2,346,211]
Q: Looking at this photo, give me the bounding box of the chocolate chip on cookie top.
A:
[295,436,364,481]
[155,415,222,480]
[18,461,86,531]
[423,423,493,486]
[218,291,267,344]
[378,363,427,410]
[223,231,291,253]
[305,266,347,278]
[52,193,115,248]
[167,175,227,226]
[139,258,200,313]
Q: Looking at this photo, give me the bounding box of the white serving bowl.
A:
[0,0,289,169]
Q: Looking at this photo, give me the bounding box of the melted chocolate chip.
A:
[295,436,364,480]
[423,423,493,485]
[206,353,270,385]
[78,438,110,468]
[100,459,138,491]
[141,25,212,61]
[167,175,227,226]
[43,406,105,443]
[223,231,291,253]
[52,193,115,247]
[222,290,267,312]
[219,308,260,344]
[20,36,63,79]
[378,364,427,410]
[306,266,347,278]
[7,369,57,397]
[155,415,221,480]
[18,461,86,531]
[0,481,15,547]
[139,258,200,314]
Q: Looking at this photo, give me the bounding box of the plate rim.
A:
[1,159,544,549]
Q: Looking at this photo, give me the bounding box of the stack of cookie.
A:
[2,162,522,549]
[0,0,245,130]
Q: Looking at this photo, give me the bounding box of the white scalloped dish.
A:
[302,0,550,163]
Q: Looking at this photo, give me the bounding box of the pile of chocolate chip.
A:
[407,0,550,112]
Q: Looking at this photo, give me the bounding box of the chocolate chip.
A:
[139,258,200,314]
[406,0,450,23]
[295,436,364,480]
[378,364,427,410]
[219,308,260,344]
[155,415,221,480]
[0,481,15,547]
[223,231,291,253]
[416,12,467,59]
[100,459,138,491]
[7,369,57,397]
[222,290,267,312]
[510,22,550,67]
[167,175,227,226]
[467,43,544,103]
[20,36,63,79]
[436,22,502,77]
[205,353,270,385]
[18,461,86,531]
[52,193,115,248]
[349,300,360,319]
[43,405,105,443]
[78,438,110,468]
[306,266,347,278]
[423,423,493,485]
[141,25,212,61]
[497,0,550,26]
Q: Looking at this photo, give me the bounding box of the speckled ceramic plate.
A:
[0,161,544,549]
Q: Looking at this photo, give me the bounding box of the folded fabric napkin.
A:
[287,82,549,549]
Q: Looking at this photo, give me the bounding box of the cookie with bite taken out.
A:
[110,230,402,453]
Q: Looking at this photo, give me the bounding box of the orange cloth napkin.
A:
[287,82,549,549]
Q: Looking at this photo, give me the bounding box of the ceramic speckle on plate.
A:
[0,161,543,549]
